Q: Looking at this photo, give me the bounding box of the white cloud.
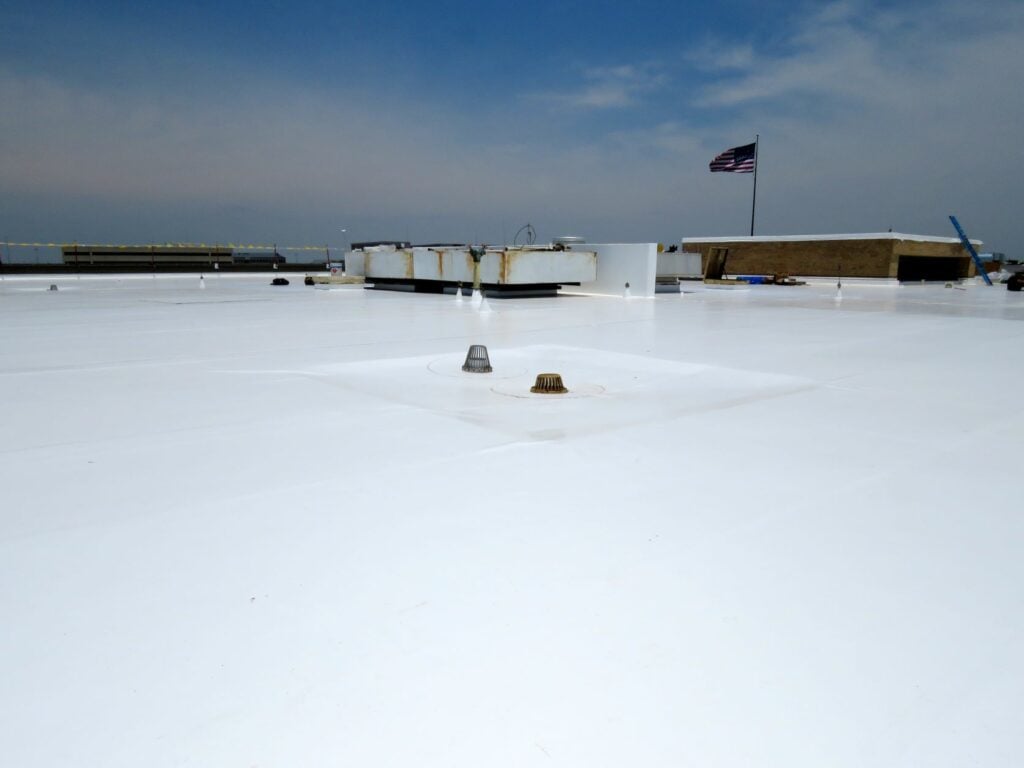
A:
[667,0,1024,247]
[0,67,685,244]
[529,63,665,109]
[686,42,755,73]
[696,0,1024,111]
[1,1,1022,251]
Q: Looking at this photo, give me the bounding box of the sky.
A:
[1,0,1022,255]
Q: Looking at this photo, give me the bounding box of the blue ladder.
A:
[949,215,992,286]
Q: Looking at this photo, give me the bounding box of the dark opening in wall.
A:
[897,255,970,282]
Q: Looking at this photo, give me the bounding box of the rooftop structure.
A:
[346,243,598,297]
[682,232,983,281]
[2,273,1022,765]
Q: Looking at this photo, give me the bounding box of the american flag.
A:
[709,142,756,173]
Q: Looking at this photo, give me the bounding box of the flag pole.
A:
[750,134,759,236]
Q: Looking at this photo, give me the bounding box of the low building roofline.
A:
[681,232,982,245]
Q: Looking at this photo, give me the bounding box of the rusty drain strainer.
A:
[530,373,568,394]
[462,344,493,373]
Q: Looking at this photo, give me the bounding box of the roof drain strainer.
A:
[462,344,493,373]
[531,373,568,394]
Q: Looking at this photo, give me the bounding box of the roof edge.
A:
[681,232,982,245]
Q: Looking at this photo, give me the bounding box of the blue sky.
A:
[2,0,1022,254]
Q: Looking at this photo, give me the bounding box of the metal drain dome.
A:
[530,373,568,394]
[461,344,493,373]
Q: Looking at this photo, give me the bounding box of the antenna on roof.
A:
[513,223,536,246]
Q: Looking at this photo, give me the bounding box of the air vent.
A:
[462,345,493,373]
[530,373,568,394]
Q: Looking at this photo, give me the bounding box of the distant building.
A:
[61,245,235,266]
[681,233,982,281]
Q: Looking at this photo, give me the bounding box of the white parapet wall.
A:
[345,249,365,276]
[564,243,659,298]
[657,250,702,278]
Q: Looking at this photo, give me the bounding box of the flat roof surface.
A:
[683,232,981,245]
[2,274,1022,766]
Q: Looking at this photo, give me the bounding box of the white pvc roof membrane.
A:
[2,273,1022,766]
[682,232,982,245]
